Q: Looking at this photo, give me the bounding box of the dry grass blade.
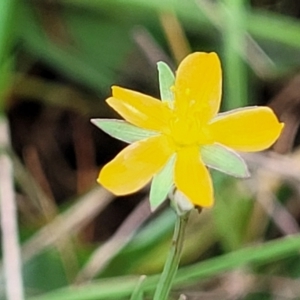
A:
[195,0,276,78]
[23,145,79,282]
[159,11,191,63]
[244,151,300,240]
[177,271,300,299]
[0,119,24,300]
[257,185,299,235]
[243,152,300,181]
[132,27,173,68]
[21,186,113,263]
[75,197,152,283]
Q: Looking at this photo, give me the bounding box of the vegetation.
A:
[1,0,300,299]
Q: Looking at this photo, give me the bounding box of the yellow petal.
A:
[107,86,172,132]
[174,147,214,207]
[209,107,284,152]
[98,135,173,195]
[174,52,222,122]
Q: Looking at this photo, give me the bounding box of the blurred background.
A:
[1,0,300,299]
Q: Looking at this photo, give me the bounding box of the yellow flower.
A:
[94,52,283,208]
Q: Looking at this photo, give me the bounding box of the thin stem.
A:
[153,211,190,300]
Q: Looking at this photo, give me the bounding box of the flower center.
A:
[169,114,211,148]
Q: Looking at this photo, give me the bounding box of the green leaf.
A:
[129,275,146,300]
[18,1,134,93]
[27,234,300,300]
[91,119,158,143]
[200,144,250,178]
[157,61,175,107]
[149,154,176,211]
[213,177,254,251]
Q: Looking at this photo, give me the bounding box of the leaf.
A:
[27,234,300,300]
[18,1,134,93]
[149,154,175,211]
[91,119,158,143]
[200,144,250,178]
[212,176,254,251]
[157,61,175,107]
[129,275,146,300]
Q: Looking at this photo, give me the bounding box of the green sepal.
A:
[149,154,176,211]
[91,119,158,143]
[157,61,175,107]
[201,144,250,178]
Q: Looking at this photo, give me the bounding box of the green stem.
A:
[153,211,189,300]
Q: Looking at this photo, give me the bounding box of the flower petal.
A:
[98,135,173,195]
[209,107,284,152]
[91,119,158,143]
[174,147,214,207]
[174,52,222,122]
[107,86,172,132]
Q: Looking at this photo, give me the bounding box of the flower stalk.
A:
[153,209,190,300]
